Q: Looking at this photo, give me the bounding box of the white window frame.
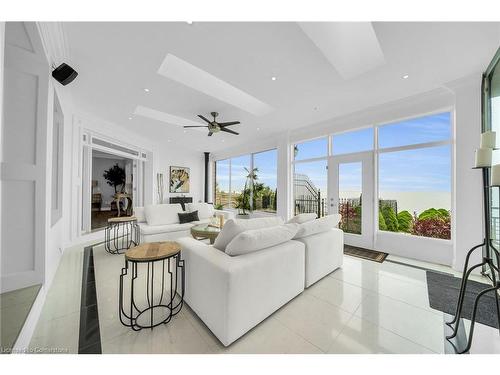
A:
[214,148,278,212]
[289,107,455,243]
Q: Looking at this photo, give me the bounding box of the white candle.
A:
[475,148,492,167]
[481,131,497,149]
[492,164,500,186]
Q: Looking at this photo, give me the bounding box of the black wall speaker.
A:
[51,63,78,86]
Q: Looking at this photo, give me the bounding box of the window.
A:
[378,112,451,149]
[253,149,277,213]
[293,160,328,217]
[214,159,230,208]
[378,113,452,240]
[230,154,251,209]
[294,137,328,161]
[332,128,373,155]
[214,149,278,213]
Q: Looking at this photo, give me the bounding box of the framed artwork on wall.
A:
[170,166,190,193]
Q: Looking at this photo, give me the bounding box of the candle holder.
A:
[446,166,500,353]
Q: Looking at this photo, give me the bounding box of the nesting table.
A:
[105,215,139,254]
[190,224,221,244]
[119,241,185,331]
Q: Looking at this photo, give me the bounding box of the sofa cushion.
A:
[286,213,317,224]
[186,203,215,220]
[179,210,200,224]
[293,214,342,239]
[213,216,284,251]
[225,223,299,256]
[134,207,146,223]
[144,203,183,225]
[138,222,193,235]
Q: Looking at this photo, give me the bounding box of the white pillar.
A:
[447,74,484,271]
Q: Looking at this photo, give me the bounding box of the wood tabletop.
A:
[108,215,137,223]
[125,241,181,262]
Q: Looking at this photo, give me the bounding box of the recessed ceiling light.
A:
[402,74,409,79]
[256,127,260,131]
[313,107,319,111]
[143,88,150,92]
[271,76,277,81]
[128,117,132,120]
[221,139,225,142]
[167,139,171,142]
[186,21,193,25]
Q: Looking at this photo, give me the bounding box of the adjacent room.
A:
[2,18,500,359]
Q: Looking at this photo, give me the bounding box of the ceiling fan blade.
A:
[198,115,212,124]
[219,121,240,127]
[208,131,213,137]
[220,127,239,135]
[183,125,207,128]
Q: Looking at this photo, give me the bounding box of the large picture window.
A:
[214,149,277,213]
[377,112,452,240]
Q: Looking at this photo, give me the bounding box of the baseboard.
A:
[11,284,48,354]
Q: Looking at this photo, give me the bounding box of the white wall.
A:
[155,144,205,205]
[446,75,484,271]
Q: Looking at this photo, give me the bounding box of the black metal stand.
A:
[445,167,500,353]
[105,218,139,254]
[119,253,185,330]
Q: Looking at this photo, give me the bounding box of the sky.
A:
[216,112,452,198]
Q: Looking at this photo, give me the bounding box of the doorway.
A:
[328,152,374,249]
[91,150,135,231]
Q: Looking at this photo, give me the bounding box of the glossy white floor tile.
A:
[28,241,500,354]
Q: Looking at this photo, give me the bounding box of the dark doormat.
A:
[426,271,499,329]
[344,245,388,263]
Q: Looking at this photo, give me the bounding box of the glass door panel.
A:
[338,162,363,234]
[329,152,374,249]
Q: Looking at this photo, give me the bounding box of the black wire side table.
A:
[105,216,139,254]
[119,242,185,331]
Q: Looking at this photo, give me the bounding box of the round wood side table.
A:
[105,215,139,254]
[119,241,185,331]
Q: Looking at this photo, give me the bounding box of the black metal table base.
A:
[445,167,500,353]
[105,220,139,254]
[119,254,185,331]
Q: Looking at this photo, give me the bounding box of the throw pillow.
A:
[178,210,200,224]
[213,216,284,251]
[293,214,342,239]
[286,213,317,224]
[225,223,299,256]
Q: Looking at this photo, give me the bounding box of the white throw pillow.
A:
[293,214,342,239]
[186,202,215,220]
[286,213,317,224]
[144,203,184,225]
[213,216,284,251]
[134,207,146,223]
[225,223,299,256]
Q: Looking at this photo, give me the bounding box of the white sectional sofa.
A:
[135,202,234,243]
[178,214,344,346]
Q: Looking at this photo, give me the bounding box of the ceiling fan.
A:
[184,112,240,136]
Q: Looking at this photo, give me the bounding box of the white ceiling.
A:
[62,22,500,152]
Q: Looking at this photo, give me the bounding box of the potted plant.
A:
[103,163,126,194]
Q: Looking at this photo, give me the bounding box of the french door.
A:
[328,152,374,249]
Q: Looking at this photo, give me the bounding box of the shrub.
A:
[397,210,413,233]
[413,216,451,239]
[381,206,398,232]
[379,211,387,230]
